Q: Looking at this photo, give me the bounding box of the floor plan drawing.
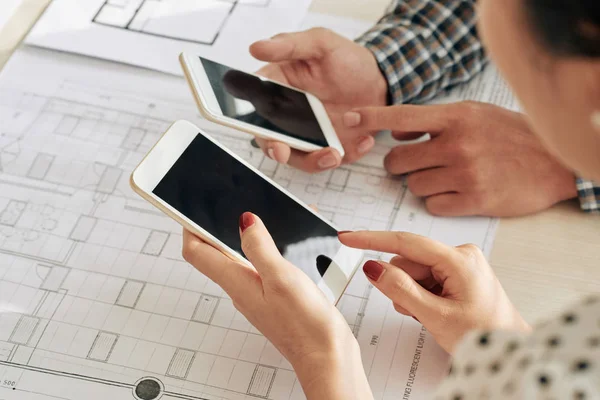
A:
[92,0,272,45]
[0,48,507,400]
[27,0,312,74]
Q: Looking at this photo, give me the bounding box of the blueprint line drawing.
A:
[0,48,507,400]
[26,0,313,74]
[91,0,273,45]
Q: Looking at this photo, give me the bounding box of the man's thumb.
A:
[249,29,334,62]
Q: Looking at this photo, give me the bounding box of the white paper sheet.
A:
[0,0,22,31]
[0,45,515,399]
[26,0,312,74]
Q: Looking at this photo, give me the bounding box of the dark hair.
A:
[525,0,600,58]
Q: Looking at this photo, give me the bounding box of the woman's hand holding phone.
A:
[182,213,373,400]
[249,28,389,173]
[339,231,531,353]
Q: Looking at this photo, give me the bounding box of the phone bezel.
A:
[130,120,361,304]
[179,53,345,157]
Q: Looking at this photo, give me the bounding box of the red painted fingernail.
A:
[239,212,255,233]
[337,230,353,235]
[363,260,385,282]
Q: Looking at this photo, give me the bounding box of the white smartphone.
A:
[130,120,362,304]
[180,52,345,156]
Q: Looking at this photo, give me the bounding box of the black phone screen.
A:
[200,57,329,147]
[152,133,340,283]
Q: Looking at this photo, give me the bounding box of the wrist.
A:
[292,339,373,400]
[359,44,391,107]
[369,51,391,107]
[551,168,578,203]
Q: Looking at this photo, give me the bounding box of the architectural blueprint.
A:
[92,0,272,46]
[0,47,508,400]
[26,0,311,74]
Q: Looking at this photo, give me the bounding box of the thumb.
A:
[362,260,447,324]
[250,28,336,62]
[256,137,292,165]
[239,212,287,280]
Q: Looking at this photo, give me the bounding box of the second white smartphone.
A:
[180,52,345,155]
[130,120,362,304]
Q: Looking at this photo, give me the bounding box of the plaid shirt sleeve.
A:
[356,0,486,105]
[577,179,600,213]
[356,0,600,213]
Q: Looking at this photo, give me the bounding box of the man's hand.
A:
[249,28,388,173]
[344,102,578,217]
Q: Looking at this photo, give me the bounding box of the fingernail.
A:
[318,153,338,170]
[267,147,275,160]
[363,260,385,282]
[337,230,353,235]
[239,212,255,233]
[357,136,374,154]
[343,111,361,127]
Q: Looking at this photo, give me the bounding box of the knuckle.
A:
[309,27,335,47]
[425,196,456,217]
[425,202,444,217]
[271,32,291,40]
[424,197,443,215]
[425,196,458,217]
[469,192,488,212]
[309,27,331,36]
[241,235,261,258]
[383,151,398,173]
[457,101,483,119]
[406,173,424,196]
[181,239,198,263]
[457,243,484,261]
[387,107,405,127]
[452,139,475,159]
[461,166,484,190]
[392,231,409,244]
[365,236,378,250]
[389,274,412,296]
[365,107,397,129]
[463,166,479,183]
[406,174,428,197]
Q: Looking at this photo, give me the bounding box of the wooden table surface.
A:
[1,0,599,324]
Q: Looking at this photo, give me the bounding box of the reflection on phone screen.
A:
[201,57,329,147]
[153,134,340,283]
